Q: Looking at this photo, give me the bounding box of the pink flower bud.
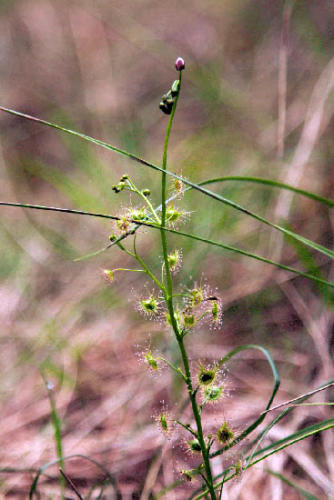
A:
[175,57,185,71]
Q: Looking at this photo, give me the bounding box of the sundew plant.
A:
[1,57,334,498]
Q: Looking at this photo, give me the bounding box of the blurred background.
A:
[0,0,333,498]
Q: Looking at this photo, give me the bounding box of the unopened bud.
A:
[145,351,158,371]
[175,57,185,71]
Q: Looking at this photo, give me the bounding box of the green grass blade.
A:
[164,226,334,289]
[247,417,334,467]
[1,201,334,289]
[208,345,280,460]
[192,418,334,499]
[194,176,334,208]
[1,106,334,261]
[266,469,318,500]
[42,377,65,498]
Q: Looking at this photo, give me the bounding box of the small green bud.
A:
[129,207,147,221]
[234,459,242,476]
[117,217,130,233]
[174,178,184,197]
[112,182,125,193]
[167,249,182,272]
[120,174,129,181]
[188,439,201,453]
[181,469,193,482]
[159,413,168,433]
[103,269,114,283]
[145,351,158,370]
[211,300,219,320]
[183,313,196,328]
[142,188,151,197]
[109,234,117,242]
[171,79,180,97]
[191,287,204,306]
[216,422,234,445]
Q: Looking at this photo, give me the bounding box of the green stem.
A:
[159,71,216,498]
[157,357,186,381]
[177,336,216,499]
[160,71,182,302]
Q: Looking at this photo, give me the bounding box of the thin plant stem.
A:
[159,70,216,498]
[160,70,183,331]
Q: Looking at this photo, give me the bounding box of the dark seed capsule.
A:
[159,101,172,115]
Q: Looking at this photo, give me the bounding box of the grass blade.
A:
[266,469,318,500]
[1,201,334,289]
[210,345,280,459]
[192,418,334,499]
[1,106,334,261]
[193,176,334,208]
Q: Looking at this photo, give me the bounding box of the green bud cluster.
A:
[112,181,126,193]
[159,80,180,115]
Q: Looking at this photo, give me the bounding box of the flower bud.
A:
[175,57,185,71]
[171,79,180,97]
[191,287,204,307]
[234,459,243,476]
[181,469,193,482]
[183,313,196,329]
[167,249,182,272]
[158,413,168,433]
[103,269,114,283]
[145,351,158,370]
[142,188,151,197]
